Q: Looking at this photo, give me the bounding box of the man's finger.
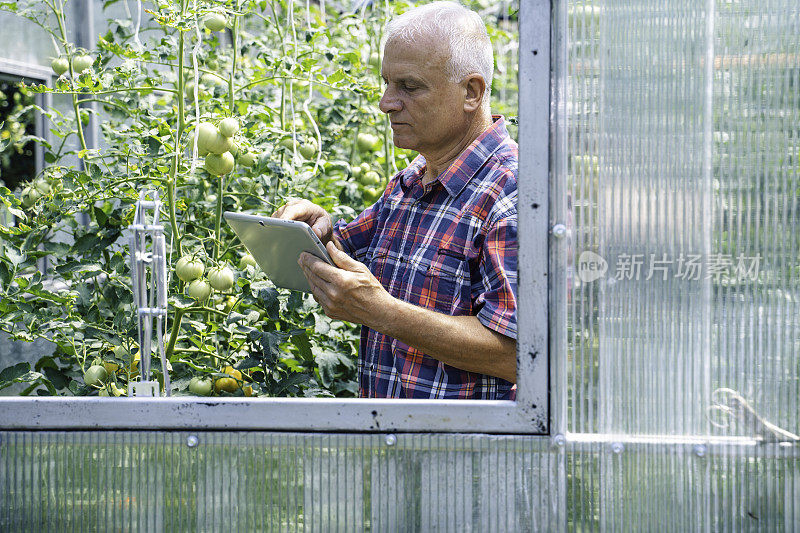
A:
[280,204,315,224]
[272,198,303,219]
[327,241,363,272]
[300,252,336,284]
[305,271,328,308]
[310,218,330,240]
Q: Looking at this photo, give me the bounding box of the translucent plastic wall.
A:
[564,0,800,438]
[2,0,800,530]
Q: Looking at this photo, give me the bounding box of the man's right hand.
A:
[271,198,334,243]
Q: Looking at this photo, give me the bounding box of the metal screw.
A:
[186,435,199,448]
[385,434,397,446]
[611,442,624,454]
[552,434,566,448]
[693,444,707,458]
[551,224,567,239]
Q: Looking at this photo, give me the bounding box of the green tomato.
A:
[239,253,257,268]
[363,186,382,203]
[186,278,212,301]
[187,131,209,156]
[34,178,52,196]
[356,133,381,153]
[200,72,224,87]
[279,138,296,150]
[218,117,240,138]
[203,10,228,31]
[21,186,41,208]
[204,152,235,176]
[51,57,69,76]
[175,255,205,282]
[205,58,219,71]
[208,264,235,291]
[71,54,93,73]
[184,81,207,100]
[369,52,381,69]
[298,142,317,159]
[84,365,109,387]
[189,376,213,396]
[196,122,218,152]
[207,133,233,155]
[350,164,363,179]
[238,151,256,168]
[360,170,382,186]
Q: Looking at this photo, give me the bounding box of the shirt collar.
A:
[401,115,511,197]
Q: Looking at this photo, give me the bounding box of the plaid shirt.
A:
[333,116,517,399]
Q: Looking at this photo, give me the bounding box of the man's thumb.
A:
[327,241,360,271]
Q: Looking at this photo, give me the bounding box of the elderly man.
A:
[273,1,517,399]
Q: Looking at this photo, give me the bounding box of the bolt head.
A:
[385,434,397,446]
[187,435,199,448]
[693,444,707,457]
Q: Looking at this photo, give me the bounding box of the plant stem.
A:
[165,307,186,360]
[213,176,225,261]
[213,1,241,262]
[51,0,88,152]
[167,0,189,259]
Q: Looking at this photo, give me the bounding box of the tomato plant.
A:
[0,0,517,397]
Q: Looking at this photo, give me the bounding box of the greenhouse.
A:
[0,0,798,530]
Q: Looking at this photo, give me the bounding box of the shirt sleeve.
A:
[473,215,518,339]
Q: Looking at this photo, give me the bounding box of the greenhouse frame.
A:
[1,0,799,530]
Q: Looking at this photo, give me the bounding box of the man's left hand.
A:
[298,242,393,328]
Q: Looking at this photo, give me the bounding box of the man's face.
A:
[379,35,468,156]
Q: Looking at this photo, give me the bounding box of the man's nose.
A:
[379,89,401,114]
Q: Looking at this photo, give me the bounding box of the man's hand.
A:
[299,241,516,382]
[298,241,393,327]
[272,198,334,243]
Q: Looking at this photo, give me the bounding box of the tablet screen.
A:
[224,212,333,292]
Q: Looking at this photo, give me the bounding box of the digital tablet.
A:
[224,212,333,292]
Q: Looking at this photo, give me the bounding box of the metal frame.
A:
[0,1,553,434]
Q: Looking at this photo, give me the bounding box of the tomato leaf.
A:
[0,362,30,383]
[233,357,262,370]
[71,233,101,254]
[4,246,25,266]
[291,332,313,361]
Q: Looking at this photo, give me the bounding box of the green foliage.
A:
[0,0,518,397]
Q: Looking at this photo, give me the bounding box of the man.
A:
[273,1,517,399]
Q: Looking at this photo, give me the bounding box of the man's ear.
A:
[463,74,487,113]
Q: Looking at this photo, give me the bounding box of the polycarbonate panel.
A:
[3,432,800,531]
[564,0,800,436]
[566,439,800,531]
[0,432,560,532]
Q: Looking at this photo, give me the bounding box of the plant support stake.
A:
[129,190,171,396]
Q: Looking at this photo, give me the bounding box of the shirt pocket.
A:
[421,247,469,313]
[370,249,390,286]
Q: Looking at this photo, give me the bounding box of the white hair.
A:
[384,1,494,108]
